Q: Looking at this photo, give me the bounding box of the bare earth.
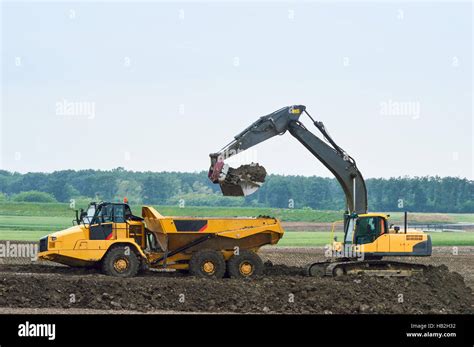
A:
[260,246,474,289]
[0,246,472,315]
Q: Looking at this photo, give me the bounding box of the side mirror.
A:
[334,236,338,242]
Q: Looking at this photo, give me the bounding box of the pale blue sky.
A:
[1,1,472,178]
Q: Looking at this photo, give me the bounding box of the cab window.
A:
[114,205,125,223]
[92,205,113,224]
[91,204,131,224]
[355,217,381,244]
[101,205,113,223]
[344,218,355,243]
[124,205,132,219]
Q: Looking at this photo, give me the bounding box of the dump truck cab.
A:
[39,202,147,268]
[82,202,145,245]
[79,201,143,225]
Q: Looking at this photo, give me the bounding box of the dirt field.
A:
[281,222,332,231]
[0,247,472,314]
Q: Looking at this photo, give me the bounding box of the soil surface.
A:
[227,163,267,183]
[0,247,472,314]
[281,222,334,231]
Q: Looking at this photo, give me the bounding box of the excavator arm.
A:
[208,105,368,214]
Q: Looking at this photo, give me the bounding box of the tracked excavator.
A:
[208,105,432,277]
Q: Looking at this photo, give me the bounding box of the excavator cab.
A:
[331,214,386,252]
[332,213,432,259]
[339,213,388,246]
[353,215,387,245]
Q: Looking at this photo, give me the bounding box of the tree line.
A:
[0,168,472,213]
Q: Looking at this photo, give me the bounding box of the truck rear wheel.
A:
[189,250,226,279]
[227,250,263,279]
[102,246,140,278]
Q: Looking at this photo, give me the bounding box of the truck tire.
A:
[101,246,140,278]
[227,250,263,279]
[189,250,226,279]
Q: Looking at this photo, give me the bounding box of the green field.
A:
[0,202,473,246]
[277,231,474,247]
[0,202,342,222]
[0,229,50,241]
[1,228,472,246]
[1,202,473,223]
[0,215,72,240]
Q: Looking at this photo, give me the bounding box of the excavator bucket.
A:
[208,159,267,197]
[219,179,263,196]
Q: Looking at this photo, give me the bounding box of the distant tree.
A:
[115,180,143,204]
[264,176,291,208]
[142,175,180,204]
[12,191,57,203]
[0,169,471,213]
[413,184,428,212]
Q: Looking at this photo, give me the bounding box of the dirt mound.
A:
[0,263,471,314]
[263,261,305,276]
[227,163,267,183]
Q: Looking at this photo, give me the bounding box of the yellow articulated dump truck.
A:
[38,201,284,278]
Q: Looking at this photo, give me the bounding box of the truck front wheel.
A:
[102,246,140,277]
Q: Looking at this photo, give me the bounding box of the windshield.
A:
[82,204,96,224]
[354,217,382,245]
[344,218,355,244]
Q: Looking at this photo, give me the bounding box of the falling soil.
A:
[226,163,267,184]
[0,262,472,314]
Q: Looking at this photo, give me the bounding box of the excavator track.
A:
[307,260,426,277]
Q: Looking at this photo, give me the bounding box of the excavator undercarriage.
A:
[307,259,427,277]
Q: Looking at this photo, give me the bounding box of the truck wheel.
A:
[189,250,226,279]
[227,250,263,279]
[102,246,140,278]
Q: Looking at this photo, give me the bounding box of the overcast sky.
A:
[1,1,472,179]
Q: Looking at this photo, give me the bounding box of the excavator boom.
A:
[208,105,368,214]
